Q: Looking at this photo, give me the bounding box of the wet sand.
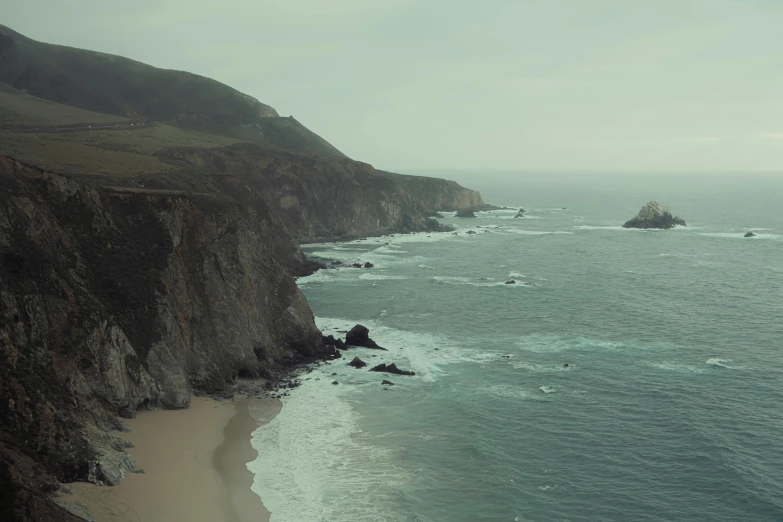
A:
[66,396,281,522]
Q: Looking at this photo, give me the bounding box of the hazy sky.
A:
[5,0,783,171]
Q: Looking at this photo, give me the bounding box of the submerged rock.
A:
[381,380,395,385]
[744,232,756,238]
[345,324,386,350]
[467,230,477,234]
[623,201,686,229]
[348,357,367,368]
[369,363,415,376]
[455,209,476,218]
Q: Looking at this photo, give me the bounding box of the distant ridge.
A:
[0,24,344,158]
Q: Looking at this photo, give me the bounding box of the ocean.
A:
[248,172,783,521]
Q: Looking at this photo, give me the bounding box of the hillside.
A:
[0,25,344,158]
[0,26,487,521]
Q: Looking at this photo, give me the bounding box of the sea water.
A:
[249,172,783,521]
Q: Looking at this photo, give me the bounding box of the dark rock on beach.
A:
[369,363,416,376]
[346,324,386,350]
[623,201,686,229]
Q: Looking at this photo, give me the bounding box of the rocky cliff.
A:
[0,157,332,519]
[0,151,482,519]
[380,171,484,211]
[0,25,487,521]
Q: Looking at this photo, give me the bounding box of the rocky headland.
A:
[623,201,686,229]
[0,26,486,520]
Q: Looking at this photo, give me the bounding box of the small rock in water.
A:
[370,363,415,376]
[744,232,756,238]
[505,280,516,285]
[563,363,569,368]
[346,324,386,350]
[381,380,395,386]
[349,357,367,368]
[332,381,339,385]
[364,262,374,268]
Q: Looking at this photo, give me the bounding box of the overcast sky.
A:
[5,0,783,171]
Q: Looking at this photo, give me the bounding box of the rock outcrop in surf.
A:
[622,201,686,229]
[345,325,386,350]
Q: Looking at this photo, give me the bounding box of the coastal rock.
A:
[623,201,686,229]
[505,280,516,285]
[467,230,477,235]
[332,381,339,385]
[349,357,367,368]
[345,324,386,350]
[455,209,476,218]
[364,262,374,268]
[744,232,756,238]
[369,363,416,376]
[381,380,395,386]
[514,208,526,218]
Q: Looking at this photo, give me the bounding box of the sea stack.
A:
[455,209,477,218]
[623,201,686,229]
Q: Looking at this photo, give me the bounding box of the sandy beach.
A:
[66,396,281,522]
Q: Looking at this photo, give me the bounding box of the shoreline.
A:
[64,396,280,522]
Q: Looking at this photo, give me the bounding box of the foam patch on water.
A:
[433,276,537,288]
[648,362,707,374]
[478,383,541,401]
[538,386,557,394]
[497,228,572,235]
[249,369,413,521]
[706,358,742,370]
[515,334,676,354]
[358,273,409,281]
[512,362,571,373]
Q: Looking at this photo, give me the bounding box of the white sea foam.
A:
[648,362,706,374]
[515,334,675,354]
[433,276,536,288]
[706,358,740,369]
[512,362,571,373]
[316,317,498,383]
[249,372,413,521]
[538,386,557,394]
[358,273,409,281]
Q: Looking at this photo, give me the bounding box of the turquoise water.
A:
[250,173,783,521]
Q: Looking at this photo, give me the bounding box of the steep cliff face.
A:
[160,144,478,244]
[0,156,327,519]
[380,171,485,211]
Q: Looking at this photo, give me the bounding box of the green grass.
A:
[0,90,129,126]
[0,124,241,178]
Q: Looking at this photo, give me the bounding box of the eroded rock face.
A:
[345,324,385,350]
[0,157,326,511]
[623,201,686,229]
